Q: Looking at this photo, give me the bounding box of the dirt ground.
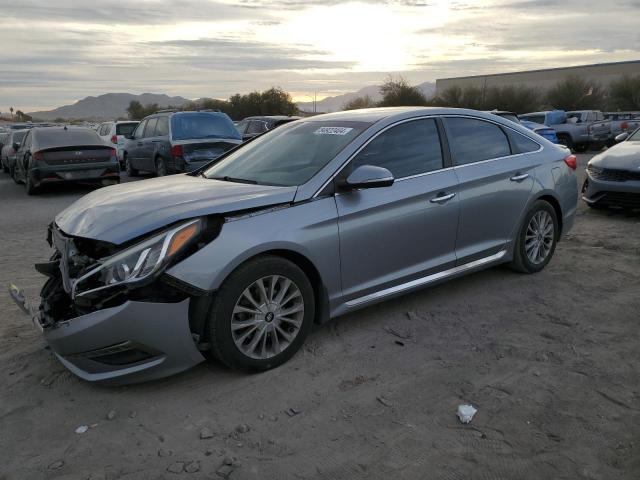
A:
[1,154,638,480]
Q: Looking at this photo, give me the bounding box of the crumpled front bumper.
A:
[43,298,205,385]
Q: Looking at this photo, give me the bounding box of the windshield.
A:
[170,112,241,141]
[203,121,368,186]
[628,128,640,141]
[116,123,138,136]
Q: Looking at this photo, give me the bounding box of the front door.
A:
[335,118,459,303]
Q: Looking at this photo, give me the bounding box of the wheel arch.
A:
[189,247,331,341]
[536,193,564,237]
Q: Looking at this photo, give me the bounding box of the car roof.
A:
[298,107,517,125]
[244,115,301,121]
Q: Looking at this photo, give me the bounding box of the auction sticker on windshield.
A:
[314,127,354,135]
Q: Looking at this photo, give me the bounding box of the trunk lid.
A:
[41,145,115,166]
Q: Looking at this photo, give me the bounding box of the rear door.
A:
[444,116,537,264]
[335,118,459,303]
[140,118,158,171]
[128,119,147,167]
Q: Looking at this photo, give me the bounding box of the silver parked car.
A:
[16,107,578,384]
[582,128,640,209]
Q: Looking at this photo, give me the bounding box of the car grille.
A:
[597,191,640,209]
[587,165,640,182]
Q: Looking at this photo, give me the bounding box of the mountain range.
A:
[28,93,190,121]
[296,82,436,113]
[26,82,437,120]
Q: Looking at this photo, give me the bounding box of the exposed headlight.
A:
[73,219,202,299]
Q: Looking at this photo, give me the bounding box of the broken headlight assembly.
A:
[72,219,203,299]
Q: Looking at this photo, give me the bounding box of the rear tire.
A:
[124,154,138,176]
[2,158,8,173]
[155,156,168,177]
[573,143,589,153]
[510,200,558,274]
[25,169,38,195]
[207,255,315,372]
[10,164,22,184]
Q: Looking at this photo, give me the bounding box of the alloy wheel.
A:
[231,275,304,360]
[525,210,554,264]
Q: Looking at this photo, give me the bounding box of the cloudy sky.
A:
[1,0,639,111]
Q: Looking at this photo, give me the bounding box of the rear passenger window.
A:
[144,118,158,137]
[445,118,511,165]
[351,118,443,178]
[155,117,169,136]
[510,132,540,153]
[134,120,146,139]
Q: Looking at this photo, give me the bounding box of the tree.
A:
[484,85,541,114]
[546,76,606,111]
[126,101,160,120]
[608,75,640,111]
[378,76,428,107]
[9,107,13,119]
[343,95,377,110]
[15,110,32,122]
[226,87,297,119]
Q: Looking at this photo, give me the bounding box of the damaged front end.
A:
[32,217,222,384]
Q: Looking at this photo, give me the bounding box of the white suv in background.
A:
[97,121,139,166]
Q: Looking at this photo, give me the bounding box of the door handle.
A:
[510,173,529,182]
[430,192,456,204]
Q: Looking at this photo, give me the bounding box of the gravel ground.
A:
[1,155,638,480]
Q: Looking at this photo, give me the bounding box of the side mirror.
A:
[124,134,133,140]
[12,142,20,151]
[615,132,629,143]
[344,165,394,189]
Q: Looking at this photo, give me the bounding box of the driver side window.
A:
[350,118,444,179]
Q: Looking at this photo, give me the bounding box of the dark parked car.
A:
[12,127,119,194]
[123,110,242,176]
[582,128,640,210]
[14,107,578,384]
[235,115,301,141]
[1,129,29,173]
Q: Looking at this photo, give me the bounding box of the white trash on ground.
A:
[75,425,89,434]
[457,404,477,424]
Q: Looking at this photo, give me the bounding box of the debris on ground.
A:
[158,448,172,457]
[166,461,184,474]
[384,326,412,340]
[376,396,393,407]
[47,460,64,470]
[235,424,250,433]
[75,425,89,434]
[457,404,478,424]
[200,427,214,439]
[284,407,301,417]
[184,460,200,473]
[106,410,117,420]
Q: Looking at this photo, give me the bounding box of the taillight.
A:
[621,122,628,131]
[564,154,577,170]
[111,135,118,144]
[109,147,117,162]
[171,144,183,157]
[33,151,44,162]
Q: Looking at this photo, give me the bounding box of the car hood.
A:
[590,141,640,171]
[55,175,297,245]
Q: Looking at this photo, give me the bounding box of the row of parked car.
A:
[1,108,639,211]
[0,112,299,194]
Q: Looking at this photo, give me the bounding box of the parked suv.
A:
[17,107,578,384]
[520,110,610,152]
[96,121,139,166]
[235,115,301,141]
[123,111,242,176]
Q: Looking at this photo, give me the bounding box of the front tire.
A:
[207,255,315,371]
[2,157,8,173]
[25,168,38,195]
[510,200,558,274]
[573,143,589,153]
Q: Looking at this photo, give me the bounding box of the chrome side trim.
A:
[344,250,508,308]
